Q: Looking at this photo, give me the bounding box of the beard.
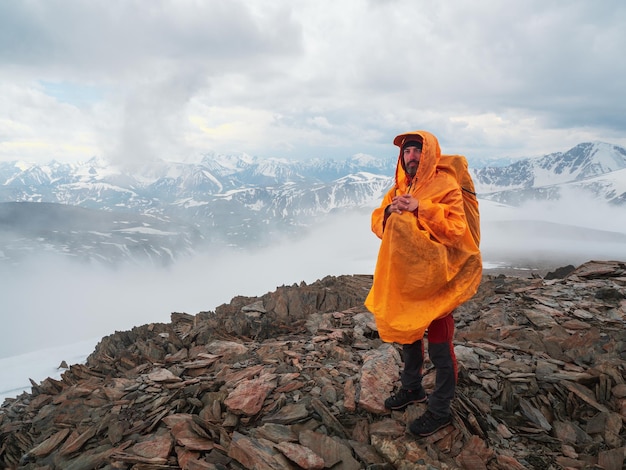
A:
[405,161,418,177]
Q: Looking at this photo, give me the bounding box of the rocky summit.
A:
[1,260,625,469]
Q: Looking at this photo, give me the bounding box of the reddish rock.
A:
[224,376,277,416]
[275,441,325,469]
[131,432,173,460]
[358,345,401,414]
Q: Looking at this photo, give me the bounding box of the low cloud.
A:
[480,191,626,266]
[1,195,625,359]
[0,210,379,358]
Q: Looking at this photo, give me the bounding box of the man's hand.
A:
[389,194,418,214]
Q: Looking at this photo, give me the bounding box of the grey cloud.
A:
[0,0,302,75]
[1,0,625,163]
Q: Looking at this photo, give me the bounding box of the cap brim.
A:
[393,133,423,148]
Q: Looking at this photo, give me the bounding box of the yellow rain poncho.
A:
[364,131,482,344]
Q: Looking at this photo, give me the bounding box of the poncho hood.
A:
[393,130,441,192]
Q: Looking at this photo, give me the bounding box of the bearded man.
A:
[365,130,482,437]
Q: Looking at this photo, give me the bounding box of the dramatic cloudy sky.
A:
[1,0,625,164]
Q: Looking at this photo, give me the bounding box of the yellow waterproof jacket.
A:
[364,131,482,344]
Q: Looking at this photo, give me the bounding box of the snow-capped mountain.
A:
[1,141,625,266]
[472,142,626,205]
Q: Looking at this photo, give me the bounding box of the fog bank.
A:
[0,211,380,358]
[2,195,626,359]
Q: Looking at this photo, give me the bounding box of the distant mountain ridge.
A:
[472,141,626,205]
[0,201,202,267]
[1,141,625,266]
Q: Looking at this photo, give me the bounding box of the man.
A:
[364,130,482,437]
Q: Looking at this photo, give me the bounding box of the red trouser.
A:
[400,312,457,418]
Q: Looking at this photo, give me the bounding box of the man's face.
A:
[403,146,422,177]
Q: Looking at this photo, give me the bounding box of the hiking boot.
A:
[409,410,452,437]
[384,388,427,410]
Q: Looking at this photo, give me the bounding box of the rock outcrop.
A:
[1,260,625,469]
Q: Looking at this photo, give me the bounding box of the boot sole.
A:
[385,397,428,410]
